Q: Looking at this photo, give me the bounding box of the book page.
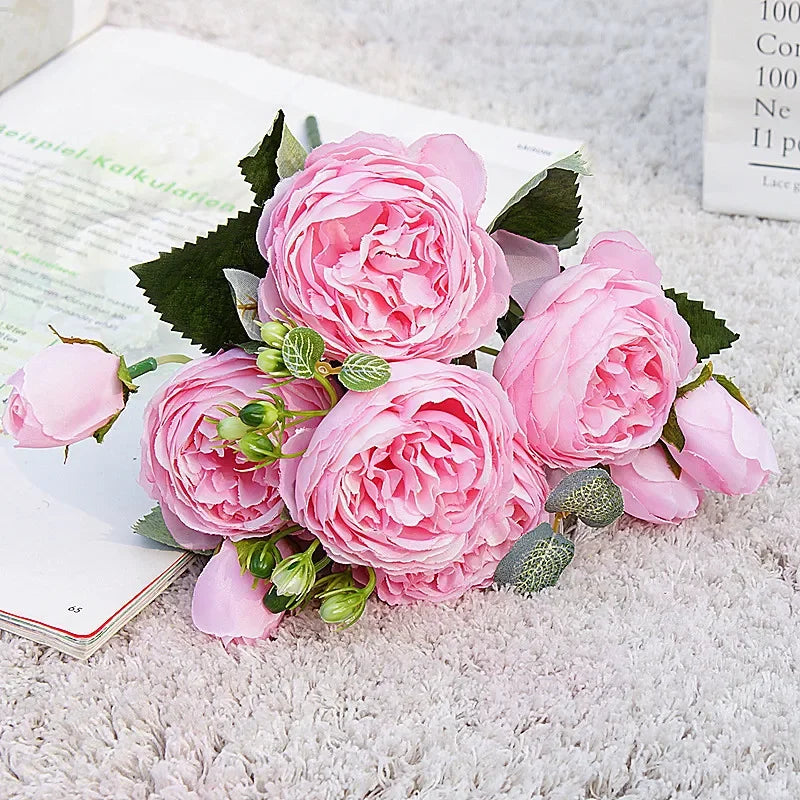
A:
[704,0,800,220]
[0,27,582,646]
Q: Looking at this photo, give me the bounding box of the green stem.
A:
[127,353,192,380]
[477,345,500,357]
[156,354,192,366]
[313,556,332,572]
[363,567,376,596]
[314,372,339,407]
[305,115,322,149]
[268,525,301,547]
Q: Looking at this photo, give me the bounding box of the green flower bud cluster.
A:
[315,568,375,629]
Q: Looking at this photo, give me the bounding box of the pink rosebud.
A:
[139,349,329,542]
[257,132,511,362]
[372,435,550,604]
[608,446,705,525]
[191,539,290,644]
[494,231,696,470]
[2,343,125,448]
[670,379,778,495]
[282,360,520,580]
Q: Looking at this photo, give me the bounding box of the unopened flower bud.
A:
[216,415,251,441]
[271,548,318,598]
[247,542,277,580]
[239,401,280,429]
[319,587,367,627]
[239,431,276,463]
[256,348,286,374]
[260,321,290,348]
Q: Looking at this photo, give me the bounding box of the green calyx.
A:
[544,468,623,528]
[316,567,375,629]
[257,347,288,375]
[239,401,280,428]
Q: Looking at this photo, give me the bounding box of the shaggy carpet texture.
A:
[2,1,798,798]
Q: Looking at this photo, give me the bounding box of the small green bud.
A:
[319,587,367,627]
[247,543,277,580]
[216,416,251,441]
[256,347,286,374]
[239,401,280,429]
[239,431,276,463]
[263,586,293,613]
[271,551,317,598]
[260,320,290,348]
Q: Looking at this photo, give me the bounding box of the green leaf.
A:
[338,353,392,392]
[488,153,589,249]
[494,523,574,594]
[660,405,686,452]
[281,326,325,379]
[497,297,525,342]
[713,374,752,410]
[676,361,714,398]
[133,506,184,550]
[239,110,284,206]
[663,289,740,361]
[92,410,121,444]
[276,124,307,179]
[544,468,623,528]
[131,207,268,353]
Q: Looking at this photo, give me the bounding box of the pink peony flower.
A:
[2,343,125,448]
[372,435,550,604]
[669,379,779,495]
[139,349,329,547]
[609,446,705,525]
[494,231,697,470]
[257,132,511,362]
[191,538,291,644]
[281,360,519,577]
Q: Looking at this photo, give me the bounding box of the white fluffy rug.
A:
[2,1,798,798]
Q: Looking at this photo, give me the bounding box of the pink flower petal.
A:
[492,230,561,310]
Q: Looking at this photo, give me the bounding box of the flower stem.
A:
[363,567,376,596]
[305,115,322,149]
[127,354,192,379]
[314,372,339,407]
[477,345,500,357]
[156,354,192,366]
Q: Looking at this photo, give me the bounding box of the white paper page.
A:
[0,26,581,643]
[704,0,800,220]
[0,1,109,93]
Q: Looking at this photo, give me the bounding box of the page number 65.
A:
[67,606,82,613]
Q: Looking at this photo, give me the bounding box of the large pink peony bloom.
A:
[609,446,705,525]
[2,343,124,448]
[257,132,511,362]
[494,231,697,470]
[139,349,329,548]
[372,435,550,604]
[670,379,778,495]
[282,360,520,577]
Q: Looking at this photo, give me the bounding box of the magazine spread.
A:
[0,26,583,657]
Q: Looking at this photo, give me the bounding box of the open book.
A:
[0,26,583,658]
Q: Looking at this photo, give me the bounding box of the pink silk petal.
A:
[581,230,662,284]
[492,230,561,310]
[160,504,222,551]
[191,539,282,643]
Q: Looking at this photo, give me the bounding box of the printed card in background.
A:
[704,0,800,220]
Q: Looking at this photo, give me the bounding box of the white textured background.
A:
[2,2,799,798]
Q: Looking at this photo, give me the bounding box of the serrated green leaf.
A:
[676,361,714,398]
[663,288,739,361]
[281,326,325,379]
[713,374,752,410]
[133,506,184,550]
[338,353,392,392]
[131,207,268,353]
[488,154,588,249]
[239,110,284,206]
[661,405,686,452]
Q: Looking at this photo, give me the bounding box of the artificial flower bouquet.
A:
[2,112,778,643]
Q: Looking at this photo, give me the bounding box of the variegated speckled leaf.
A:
[544,468,623,528]
[338,353,391,392]
[494,523,574,594]
[281,326,324,379]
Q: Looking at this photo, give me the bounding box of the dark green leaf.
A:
[131,207,268,353]
[660,405,686,452]
[281,326,325,379]
[497,297,525,342]
[489,160,585,249]
[239,110,284,206]
[338,353,391,392]
[663,288,739,361]
[494,523,574,594]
